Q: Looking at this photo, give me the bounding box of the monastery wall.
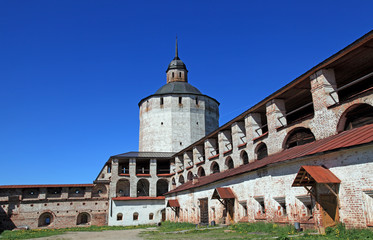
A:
[166,145,373,229]
[0,184,109,230]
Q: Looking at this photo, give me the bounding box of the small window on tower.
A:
[179,97,182,104]
[179,72,181,78]
[160,97,164,106]
[196,97,199,105]
[172,72,174,78]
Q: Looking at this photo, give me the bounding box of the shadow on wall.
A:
[0,206,16,232]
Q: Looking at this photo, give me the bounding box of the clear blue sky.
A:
[0,1,372,185]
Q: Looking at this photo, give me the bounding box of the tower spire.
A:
[175,35,179,59]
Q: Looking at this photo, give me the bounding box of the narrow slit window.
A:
[179,97,182,104]
[160,97,164,106]
[179,72,181,77]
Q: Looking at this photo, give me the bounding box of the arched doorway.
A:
[137,179,150,197]
[156,179,168,196]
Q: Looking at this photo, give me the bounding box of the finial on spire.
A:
[175,35,179,59]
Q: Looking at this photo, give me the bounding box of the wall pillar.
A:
[129,158,137,197]
[266,99,287,134]
[109,159,119,198]
[310,69,339,139]
[310,69,339,110]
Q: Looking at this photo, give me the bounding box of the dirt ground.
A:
[29,229,145,240]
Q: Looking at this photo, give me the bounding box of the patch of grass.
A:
[0,224,152,239]
[229,222,296,236]
[297,223,373,239]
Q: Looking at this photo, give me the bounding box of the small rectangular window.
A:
[160,97,164,105]
[196,97,199,105]
[179,97,182,104]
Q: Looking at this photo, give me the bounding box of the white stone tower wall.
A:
[139,95,219,152]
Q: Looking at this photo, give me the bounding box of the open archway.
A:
[197,167,206,177]
[38,212,54,227]
[179,175,185,184]
[137,179,150,197]
[240,150,249,165]
[77,212,91,225]
[225,157,234,169]
[256,143,268,160]
[156,179,168,196]
[116,179,130,197]
[187,171,193,181]
[211,161,220,174]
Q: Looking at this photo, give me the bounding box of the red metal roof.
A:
[0,184,94,189]
[212,187,235,199]
[166,124,373,195]
[292,166,341,186]
[167,199,180,207]
[112,196,165,201]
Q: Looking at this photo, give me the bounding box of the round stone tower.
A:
[138,39,220,152]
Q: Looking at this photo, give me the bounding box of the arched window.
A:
[149,213,154,220]
[77,212,90,225]
[197,167,206,177]
[117,213,123,221]
[241,150,249,165]
[337,103,373,132]
[38,212,53,227]
[187,171,193,181]
[256,143,268,160]
[137,179,150,197]
[171,177,176,185]
[225,157,234,169]
[179,175,185,184]
[116,180,130,197]
[133,212,139,221]
[211,162,220,174]
[285,128,315,149]
[156,179,168,196]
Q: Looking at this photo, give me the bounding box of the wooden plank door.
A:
[319,194,339,228]
[200,198,209,224]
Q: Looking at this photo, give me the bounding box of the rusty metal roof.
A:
[0,184,94,189]
[212,187,235,199]
[167,199,180,207]
[112,196,165,201]
[166,123,373,195]
[292,166,341,186]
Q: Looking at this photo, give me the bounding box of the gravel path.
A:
[29,229,145,240]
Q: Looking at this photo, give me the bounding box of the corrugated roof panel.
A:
[302,166,341,184]
[212,187,235,199]
[167,199,180,207]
